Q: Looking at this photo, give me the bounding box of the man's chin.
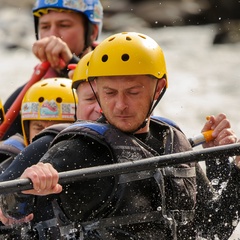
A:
[113,123,137,133]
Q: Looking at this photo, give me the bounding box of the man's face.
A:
[76,81,101,121]
[96,75,159,133]
[39,11,86,56]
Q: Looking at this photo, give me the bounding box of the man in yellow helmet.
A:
[2,0,103,140]
[0,32,238,239]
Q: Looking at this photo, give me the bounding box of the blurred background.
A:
[0,0,240,238]
[0,0,240,135]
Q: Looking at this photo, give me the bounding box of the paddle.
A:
[0,61,50,140]
[0,142,239,194]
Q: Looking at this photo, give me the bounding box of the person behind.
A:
[2,0,103,139]
[0,52,102,239]
[0,77,78,238]
[0,52,97,181]
[21,78,78,146]
[0,77,78,170]
[71,52,101,122]
[1,32,238,239]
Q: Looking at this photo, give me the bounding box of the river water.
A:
[0,24,240,239]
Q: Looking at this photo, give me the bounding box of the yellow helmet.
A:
[0,99,5,124]
[21,78,77,145]
[88,32,168,86]
[72,51,93,89]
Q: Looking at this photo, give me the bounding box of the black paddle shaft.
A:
[0,143,240,194]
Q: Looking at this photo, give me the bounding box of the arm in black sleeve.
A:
[0,134,55,181]
[0,135,55,220]
[0,136,99,219]
[2,84,25,140]
[40,137,114,222]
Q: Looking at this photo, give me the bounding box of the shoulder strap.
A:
[150,116,182,131]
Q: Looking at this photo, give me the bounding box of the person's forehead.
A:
[30,120,52,125]
[30,120,45,125]
[39,10,83,22]
[96,75,152,85]
[77,81,93,91]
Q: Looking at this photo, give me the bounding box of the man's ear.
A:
[90,25,99,43]
[154,78,166,100]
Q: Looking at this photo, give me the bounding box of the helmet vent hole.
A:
[56,97,62,103]
[108,37,115,42]
[38,97,44,103]
[138,34,146,39]
[102,54,108,62]
[126,36,132,41]
[121,54,129,62]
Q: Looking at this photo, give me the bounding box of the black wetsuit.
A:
[0,123,71,239]
[1,120,239,239]
[0,135,55,238]
[0,135,54,181]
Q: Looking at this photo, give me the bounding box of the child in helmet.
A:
[3,0,103,139]
[0,52,96,180]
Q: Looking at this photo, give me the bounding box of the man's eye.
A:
[40,25,50,30]
[105,91,115,95]
[86,98,95,101]
[34,126,44,131]
[60,24,71,28]
[129,92,139,95]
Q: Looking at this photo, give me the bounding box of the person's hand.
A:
[0,208,33,226]
[202,113,237,148]
[21,162,62,196]
[32,36,72,70]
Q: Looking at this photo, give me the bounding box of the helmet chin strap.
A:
[78,23,94,58]
[89,83,109,125]
[89,80,102,113]
[133,80,167,134]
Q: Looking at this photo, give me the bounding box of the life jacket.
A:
[38,117,196,239]
[0,133,25,172]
